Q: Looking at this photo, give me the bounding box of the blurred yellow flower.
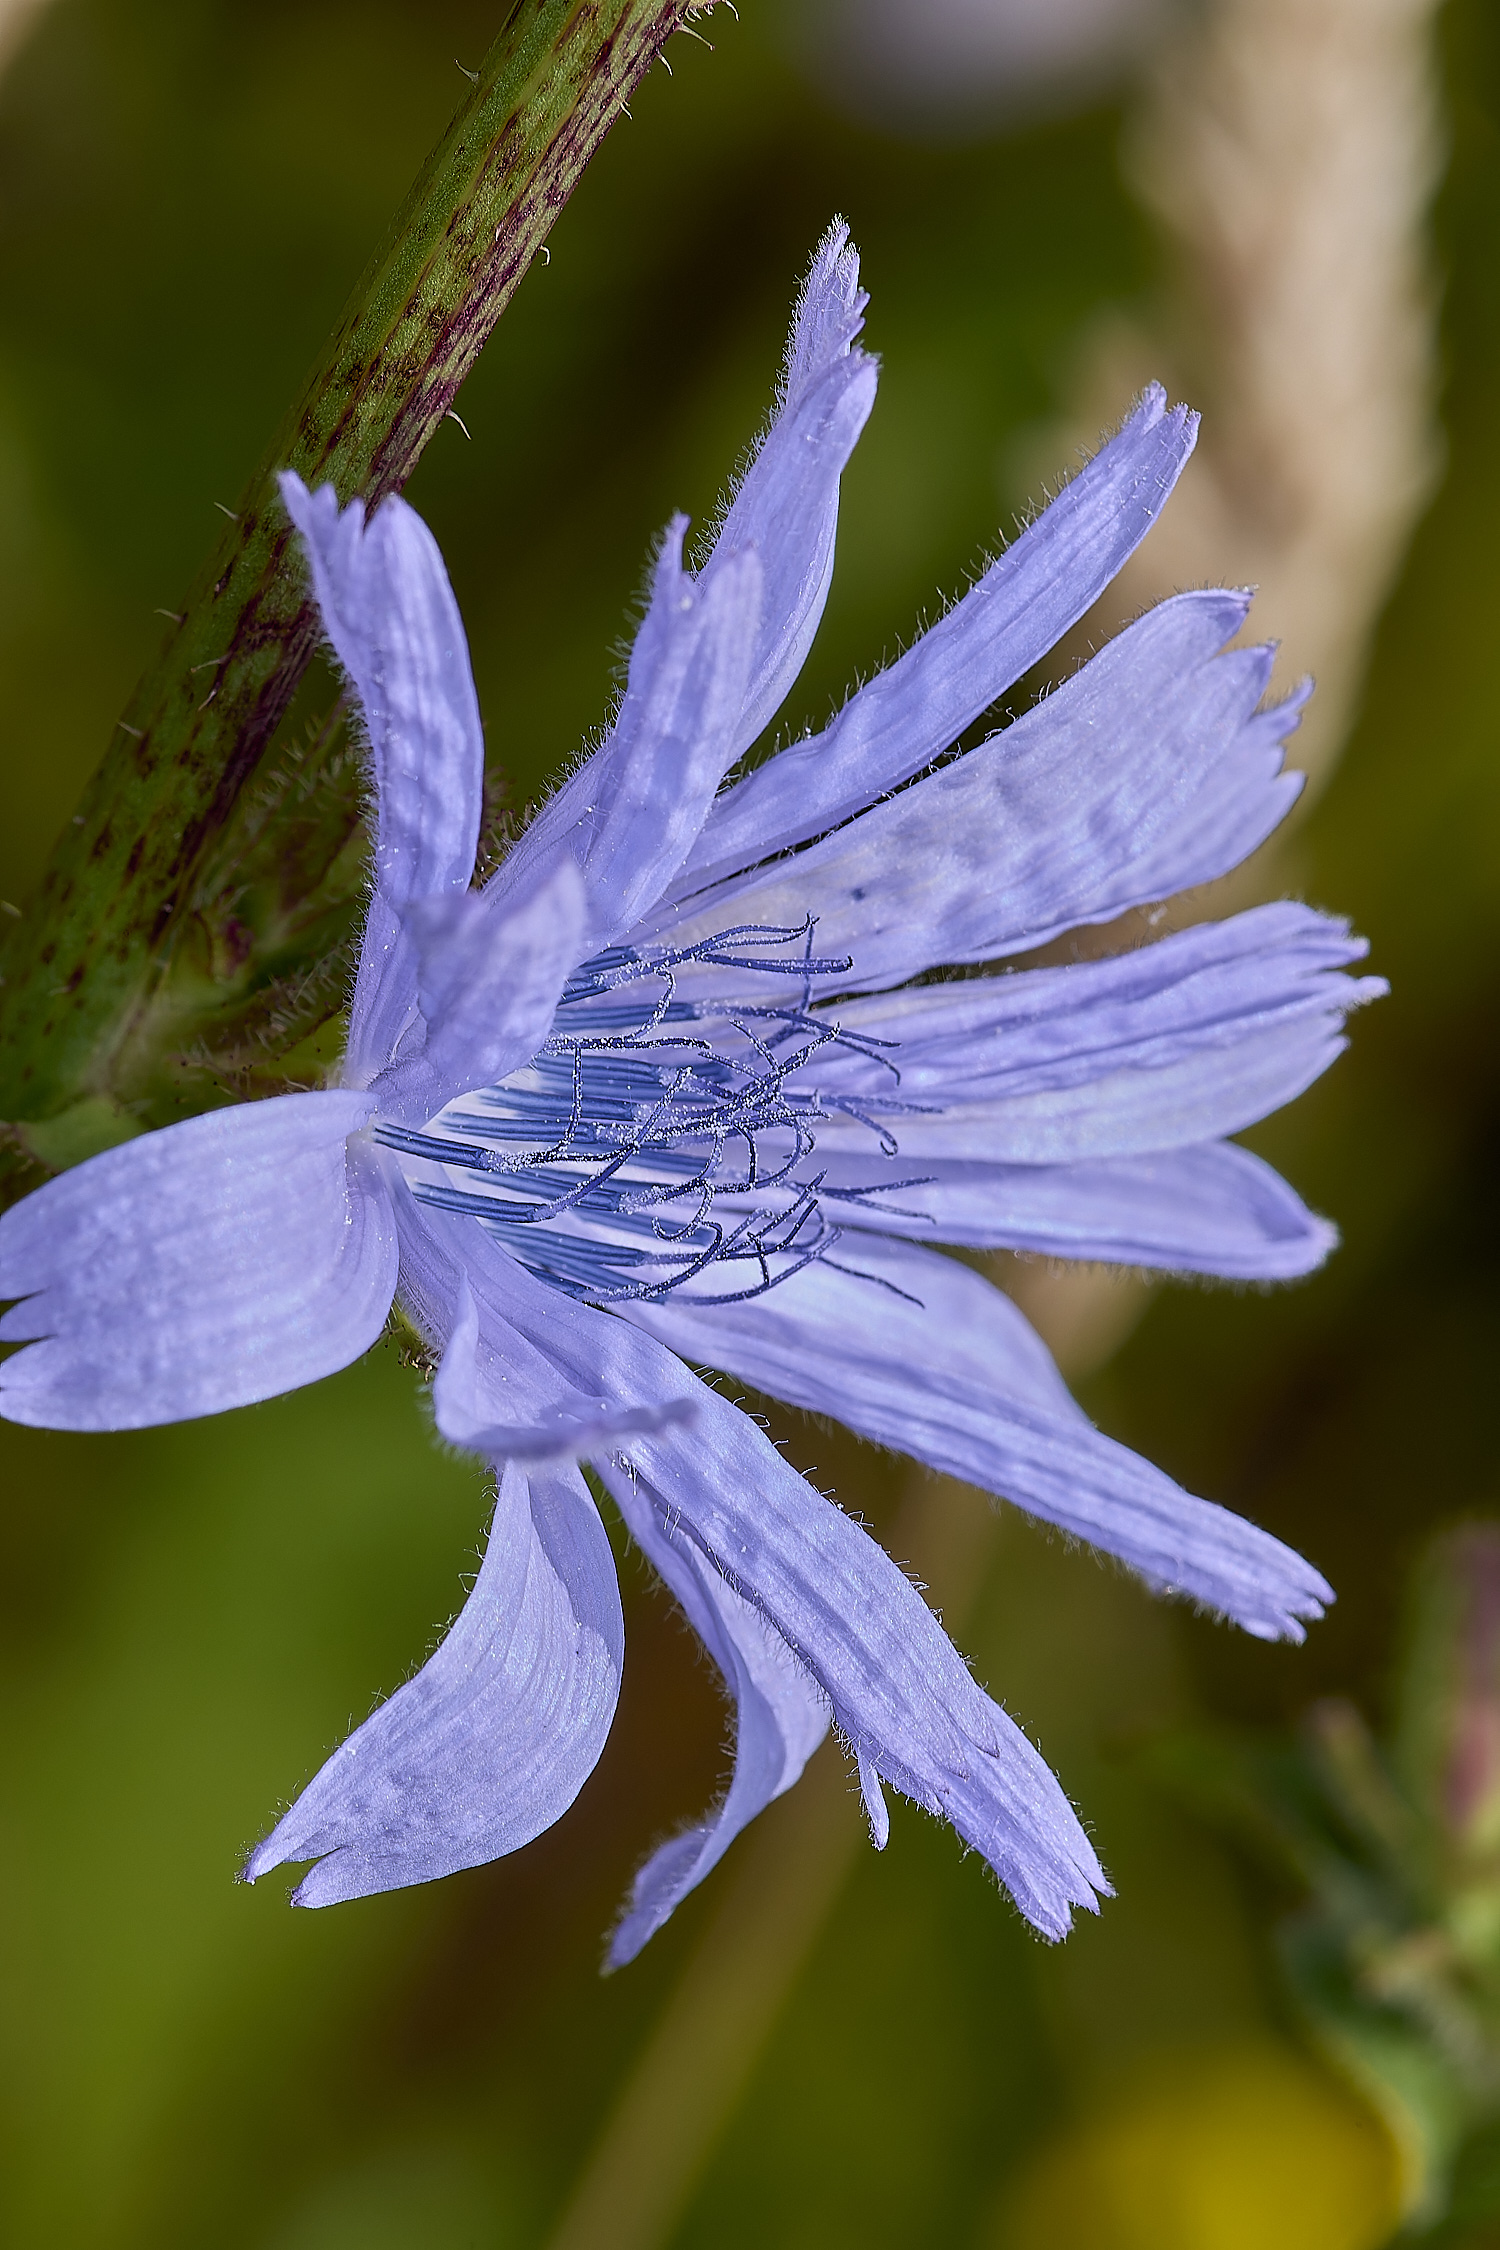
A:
[995,2042,1403,2250]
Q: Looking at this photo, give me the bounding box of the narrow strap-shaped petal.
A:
[806,902,1384,1160]
[374,858,587,1126]
[596,1384,1108,1941]
[244,1456,623,1905]
[281,473,483,906]
[603,1466,830,1968]
[486,534,761,947]
[393,1206,822,1953]
[623,1236,1330,1642]
[825,1020,1347,1166]
[658,590,1305,995]
[812,1141,1338,1281]
[421,1230,1104,1940]
[0,1091,395,1430]
[695,219,876,761]
[673,382,1199,897]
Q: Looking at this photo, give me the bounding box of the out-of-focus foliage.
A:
[1155,1526,1500,2233]
[1,0,1498,2245]
[1000,2042,1398,2250]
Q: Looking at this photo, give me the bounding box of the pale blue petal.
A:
[392,1198,697,1457]
[485,535,760,948]
[597,1384,1108,1941]
[390,1210,822,1956]
[674,382,1199,896]
[375,859,587,1125]
[345,889,422,1088]
[697,219,876,760]
[623,1237,1330,1642]
[0,1091,395,1430]
[782,217,870,401]
[430,1268,695,1462]
[244,1456,623,1904]
[281,473,482,906]
[808,902,1384,1160]
[425,1240,1105,1940]
[848,1020,1347,1165]
[815,1141,1337,1281]
[662,591,1305,994]
[398,1205,704,1442]
[604,1464,830,1968]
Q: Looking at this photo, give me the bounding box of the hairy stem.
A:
[0,0,693,1176]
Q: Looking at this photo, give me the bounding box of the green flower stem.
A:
[0,0,693,1202]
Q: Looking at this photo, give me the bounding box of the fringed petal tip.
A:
[1270,670,1315,732]
[787,217,870,394]
[984,1810,1111,1944]
[0,1091,394,1433]
[1117,377,1197,455]
[1163,1556,1333,1646]
[1021,1867,1114,1945]
[1169,1551,1333,1647]
[237,1802,348,1904]
[245,1459,623,1910]
[1248,1584,1333,1647]
[278,466,351,544]
[279,467,484,911]
[241,1838,375,1910]
[238,1833,287,1888]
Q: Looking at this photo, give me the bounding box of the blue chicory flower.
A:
[0,226,1383,1964]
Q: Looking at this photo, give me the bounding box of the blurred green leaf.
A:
[1150,1527,1500,2229]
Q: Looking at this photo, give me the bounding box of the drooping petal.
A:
[806,902,1384,1161]
[389,1206,821,1953]
[695,219,876,760]
[375,858,587,1125]
[623,1236,1330,1642]
[486,534,761,947]
[244,1456,623,1904]
[0,1092,395,1430]
[814,1140,1338,1281]
[421,1231,1105,1941]
[673,382,1199,897]
[604,1464,830,1968]
[595,1383,1108,1941]
[661,591,1305,995]
[281,473,483,906]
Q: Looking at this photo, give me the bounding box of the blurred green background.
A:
[2,0,1498,2243]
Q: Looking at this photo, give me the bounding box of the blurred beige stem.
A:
[544,1,1444,2240]
[1104,0,1443,794]
[0,0,49,77]
[1016,0,1442,1365]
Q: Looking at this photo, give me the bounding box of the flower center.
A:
[375,922,924,1304]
